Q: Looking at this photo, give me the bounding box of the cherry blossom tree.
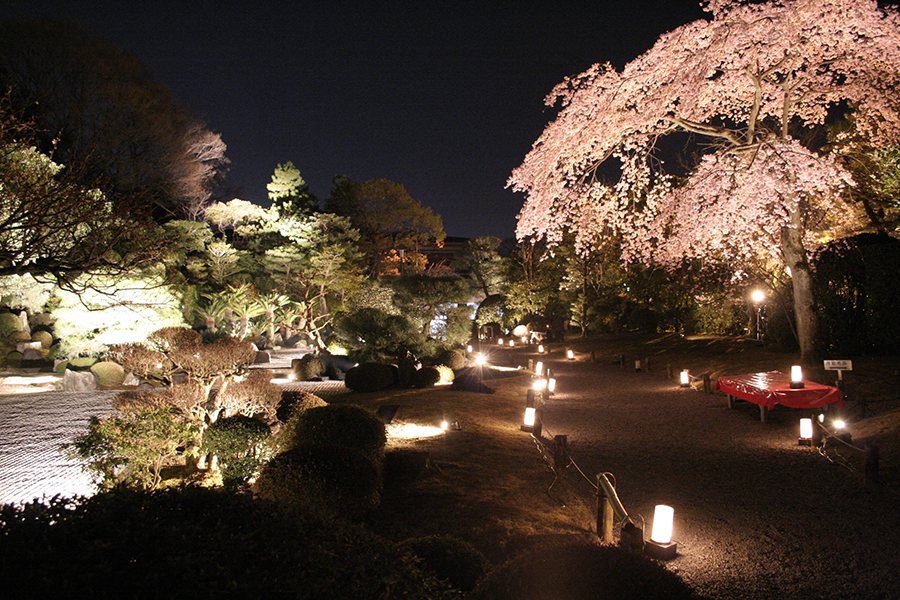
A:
[509,0,900,361]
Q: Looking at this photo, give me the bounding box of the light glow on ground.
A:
[386,421,445,441]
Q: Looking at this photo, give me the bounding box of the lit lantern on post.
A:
[509,339,515,347]
[790,365,805,389]
[522,389,536,432]
[644,504,677,560]
[475,353,486,366]
[799,417,813,446]
[535,361,543,376]
[466,344,473,354]
[566,348,575,360]
[537,344,545,354]
[680,370,690,388]
[498,337,504,346]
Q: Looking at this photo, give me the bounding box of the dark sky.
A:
[0,1,707,239]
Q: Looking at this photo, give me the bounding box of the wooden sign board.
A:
[824,360,853,371]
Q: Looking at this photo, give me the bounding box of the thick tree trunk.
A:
[781,223,818,364]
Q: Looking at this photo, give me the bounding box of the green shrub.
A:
[276,390,328,422]
[437,349,466,371]
[64,406,199,490]
[470,540,696,600]
[345,362,396,392]
[201,415,272,489]
[279,404,386,459]
[0,312,24,336]
[0,487,456,599]
[291,354,326,381]
[255,444,382,519]
[31,329,53,349]
[398,535,490,593]
[90,361,126,387]
[412,366,441,388]
[435,364,455,384]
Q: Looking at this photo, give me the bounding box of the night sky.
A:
[0,1,707,238]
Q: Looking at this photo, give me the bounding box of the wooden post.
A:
[591,350,596,363]
[866,444,881,487]
[666,364,673,379]
[620,354,626,370]
[597,474,614,544]
[703,373,712,394]
[533,408,543,439]
[645,357,651,372]
[554,435,568,472]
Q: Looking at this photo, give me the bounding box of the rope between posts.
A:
[538,423,598,492]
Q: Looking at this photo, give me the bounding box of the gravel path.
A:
[536,353,900,600]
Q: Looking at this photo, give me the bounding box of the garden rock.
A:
[31,330,53,349]
[254,351,271,364]
[68,357,98,371]
[122,372,140,386]
[62,369,98,392]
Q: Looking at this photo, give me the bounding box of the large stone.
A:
[122,372,141,387]
[254,351,271,364]
[62,369,98,392]
[90,361,126,387]
[16,341,43,353]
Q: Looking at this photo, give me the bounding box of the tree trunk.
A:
[781,223,818,363]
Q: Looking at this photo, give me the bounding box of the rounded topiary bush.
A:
[0,312,24,336]
[31,330,53,349]
[276,390,328,423]
[345,362,396,392]
[437,349,466,371]
[91,361,126,387]
[412,366,441,388]
[397,535,490,593]
[202,415,272,489]
[470,540,696,600]
[435,364,455,384]
[279,404,386,458]
[291,355,326,381]
[255,444,382,519]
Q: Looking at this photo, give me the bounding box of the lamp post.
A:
[751,290,765,341]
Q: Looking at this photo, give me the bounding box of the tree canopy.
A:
[0,17,228,219]
[509,0,900,360]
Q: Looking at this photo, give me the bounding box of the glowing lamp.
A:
[790,365,805,389]
[751,290,765,303]
[523,407,536,428]
[441,420,449,431]
[538,344,545,354]
[475,353,486,366]
[498,337,504,346]
[834,419,846,430]
[680,370,690,387]
[509,339,515,347]
[535,361,544,376]
[522,389,537,432]
[799,417,813,446]
[566,349,575,360]
[547,378,556,393]
[467,344,473,353]
[644,505,677,560]
[533,378,547,391]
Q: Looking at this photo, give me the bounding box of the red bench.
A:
[715,370,843,422]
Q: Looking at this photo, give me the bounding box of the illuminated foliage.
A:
[510,0,900,360]
[66,406,198,490]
